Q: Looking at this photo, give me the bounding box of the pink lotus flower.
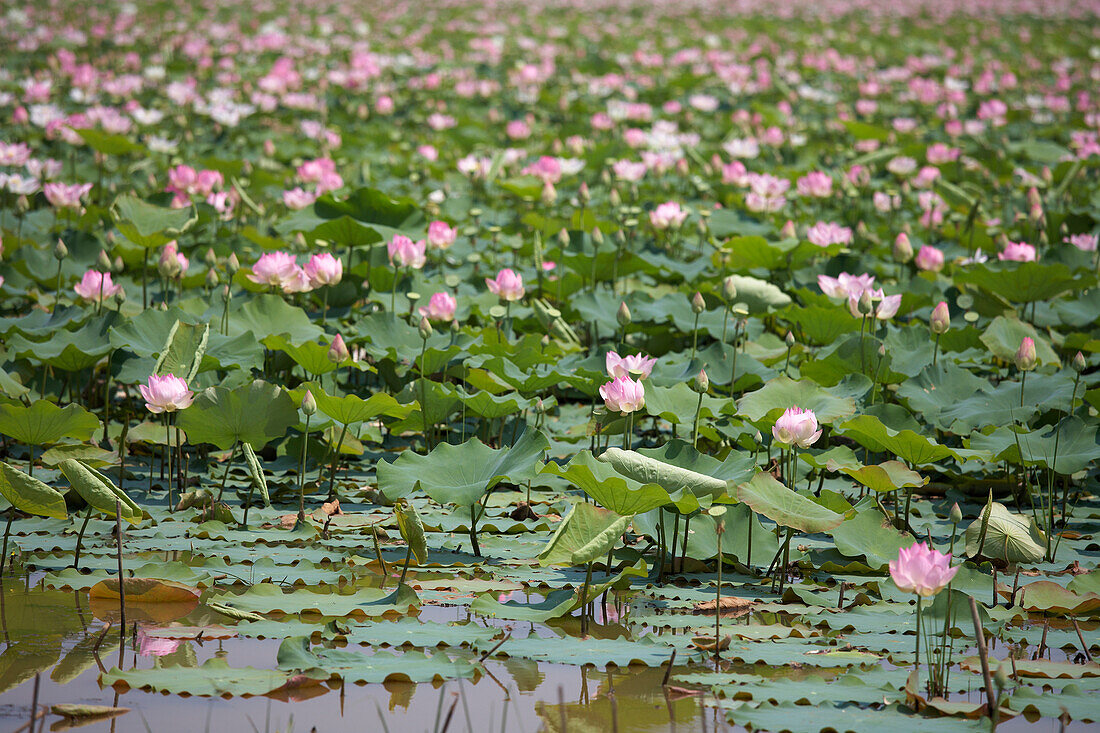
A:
[771,406,822,448]
[282,187,317,210]
[387,235,426,269]
[807,221,853,247]
[915,245,945,272]
[248,251,302,290]
[818,272,875,299]
[889,543,958,597]
[1015,337,1037,371]
[847,289,902,320]
[649,202,688,231]
[427,221,456,250]
[605,351,656,380]
[73,270,121,302]
[486,268,525,302]
[1065,233,1098,252]
[328,333,350,364]
[599,375,645,414]
[43,182,92,209]
[419,291,456,322]
[139,374,194,414]
[796,171,832,198]
[998,241,1037,262]
[304,252,342,288]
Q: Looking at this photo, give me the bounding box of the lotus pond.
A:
[0,0,1098,731]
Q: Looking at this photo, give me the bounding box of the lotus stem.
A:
[714,523,723,660]
[1,511,12,575]
[691,391,703,449]
[914,595,922,694]
[580,561,594,636]
[372,524,388,589]
[399,545,412,586]
[216,441,238,503]
[298,413,311,524]
[164,415,173,512]
[326,422,349,500]
[72,506,93,572]
[932,332,941,366]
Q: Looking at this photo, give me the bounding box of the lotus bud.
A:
[227,253,240,275]
[723,276,737,302]
[541,180,557,206]
[1027,187,1042,210]
[97,249,112,272]
[1014,336,1037,371]
[1072,351,1086,373]
[693,368,709,394]
[557,228,570,248]
[535,397,547,414]
[301,389,317,417]
[112,256,125,273]
[858,290,874,315]
[994,664,1009,689]
[784,332,795,349]
[328,333,349,364]
[1038,228,1048,249]
[949,503,963,525]
[617,301,631,326]
[578,182,590,204]
[780,220,797,239]
[54,239,68,260]
[609,188,622,208]
[691,291,706,314]
[206,268,219,288]
[540,333,550,348]
[893,232,913,263]
[418,316,433,340]
[204,248,217,267]
[222,284,230,300]
[114,289,126,306]
[930,301,950,334]
[591,226,604,246]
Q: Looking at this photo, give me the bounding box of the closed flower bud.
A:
[541,180,557,206]
[780,220,797,239]
[301,389,317,416]
[114,289,126,305]
[328,333,349,364]
[723,276,737,302]
[112,256,125,273]
[858,290,874,315]
[591,226,604,246]
[54,239,68,260]
[97,250,112,272]
[204,248,218,267]
[693,368,709,394]
[578,182,590,204]
[893,232,913,263]
[557,228,570,247]
[785,331,796,347]
[609,188,622,208]
[691,291,706,314]
[418,316,433,340]
[930,301,950,334]
[1014,336,1037,371]
[206,268,219,288]
[1073,351,1086,373]
[949,503,963,525]
[227,253,240,275]
[617,301,631,326]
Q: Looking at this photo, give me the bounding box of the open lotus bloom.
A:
[772,406,821,448]
[486,268,525,301]
[889,543,958,597]
[606,351,656,380]
[599,375,645,414]
[73,270,121,302]
[139,374,194,414]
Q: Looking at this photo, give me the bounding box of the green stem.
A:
[216,442,238,503]
[298,414,311,523]
[915,595,923,693]
[419,337,431,453]
[399,546,412,586]
[326,423,349,499]
[932,333,941,366]
[164,416,173,512]
[72,506,93,571]
[715,526,723,660]
[691,392,703,449]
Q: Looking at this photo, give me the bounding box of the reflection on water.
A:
[0,572,736,732]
